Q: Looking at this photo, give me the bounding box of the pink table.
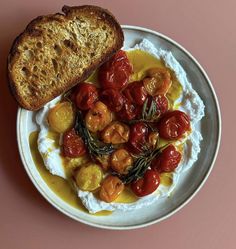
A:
[0,0,234,248]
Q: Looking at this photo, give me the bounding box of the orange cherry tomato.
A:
[131,169,160,197]
[157,110,191,140]
[101,121,130,144]
[98,50,133,90]
[73,82,98,110]
[99,175,124,203]
[85,101,112,132]
[151,144,182,172]
[62,129,86,157]
[143,68,172,95]
[110,148,133,174]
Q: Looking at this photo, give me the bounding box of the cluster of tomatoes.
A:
[61,50,191,201]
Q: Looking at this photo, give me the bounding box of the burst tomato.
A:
[100,88,124,112]
[122,81,147,105]
[131,169,160,197]
[151,144,182,172]
[128,122,149,154]
[117,98,138,121]
[62,129,86,157]
[98,50,133,90]
[158,110,190,140]
[74,82,98,110]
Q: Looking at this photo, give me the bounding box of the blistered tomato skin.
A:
[101,121,130,144]
[123,81,147,105]
[85,101,112,133]
[117,98,138,121]
[99,175,124,203]
[131,169,160,197]
[151,144,182,172]
[128,122,149,154]
[100,88,124,112]
[98,50,133,90]
[158,110,191,140]
[62,129,86,157]
[74,82,98,110]
[143,67,172,96]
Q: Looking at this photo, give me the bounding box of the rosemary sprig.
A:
[128,98,160,124]
[74,111,115,159]
[115,144,169,184]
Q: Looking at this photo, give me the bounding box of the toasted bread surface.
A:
[8,5,124,110]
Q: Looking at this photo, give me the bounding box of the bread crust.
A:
[7,5,124,110]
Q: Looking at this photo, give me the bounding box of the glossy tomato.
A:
[98,50,132,90]
[122,81,147,105]
[74,82,98,110]
[131,169,160,197]
[100,88,124,112]
[158,110,190,140]
[128,122,149,154]
[151,144,181,172]
[62,129,86,157]
[117,98,138,121]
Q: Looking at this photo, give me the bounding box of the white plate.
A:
[17,25,221,230]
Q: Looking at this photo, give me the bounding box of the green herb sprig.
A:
[115,144,169,184]
[74,111,114,159]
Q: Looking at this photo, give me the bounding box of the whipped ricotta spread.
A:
[35,39,205,213]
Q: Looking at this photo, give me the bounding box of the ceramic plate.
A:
[17,25,221,230]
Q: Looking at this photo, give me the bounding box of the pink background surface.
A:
[0,0,234,248]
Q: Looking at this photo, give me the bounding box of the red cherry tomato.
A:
[153,95,169,115]
[158,110,190,140]
[128,122,149,154]
[98,50,133,90]
[122,81,147,105]
[117,98,138,121]
[62,129,86,158]
[151,144,181,172]
[74,83,98,110]
[100,88,124,112]
[131,169,160,197]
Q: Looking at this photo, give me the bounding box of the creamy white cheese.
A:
[35,39,205,213]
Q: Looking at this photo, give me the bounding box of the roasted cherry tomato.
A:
[99,175,124,203]
[117,99,138,121]
[157,110,190,140]
[128,122,149,154]
[143,68,172,96]
[73,82,98,110]
[62,129,86,157]
[110,148,133,174]
[152,95,168,115]
[148,131,159,149]
[85,101,112,132]
[151,145,181,172]
[122,81,147,105]
[131,169,160,197]
[101,121,130,144]
[98,50,133,90]
[100,88,124,112]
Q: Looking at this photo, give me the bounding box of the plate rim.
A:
[16,25,222,230]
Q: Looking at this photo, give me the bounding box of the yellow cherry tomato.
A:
[110,148,133,174]
[143,67,172,96]
[85,101,112,132]
[99,175,124,203]
[47,101,74,133]
[74,163,103,191]
[148,131,159,149]
[101,121,130,144]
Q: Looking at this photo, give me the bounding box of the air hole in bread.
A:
[21,67,30,77]
[33,66,38,72]
[52,59,58,73]
[36,42,42,48]
[54,44,62,55]
[41,70,46,76]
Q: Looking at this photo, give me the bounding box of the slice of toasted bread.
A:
[8,5,124,110]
